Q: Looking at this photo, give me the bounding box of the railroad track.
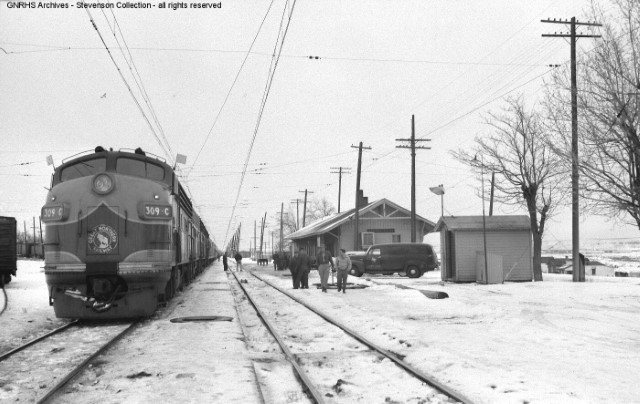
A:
[0,319,138,403]
[231,270,474,404]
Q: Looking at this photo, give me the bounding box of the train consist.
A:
[0,216,17,285]
[41,147,218,319]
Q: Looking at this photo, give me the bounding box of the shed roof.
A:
[434,215,531,232]
[287,198,436,240]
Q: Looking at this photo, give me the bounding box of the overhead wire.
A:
[82,5,173,162]
[102,8,175,163]
[223,0,298,248]
[185,0,279,179]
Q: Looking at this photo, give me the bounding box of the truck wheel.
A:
[406,265,422,278]
[349,266,363,277]
[2,274,11,285]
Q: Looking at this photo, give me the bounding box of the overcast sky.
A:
[1,0,636,251]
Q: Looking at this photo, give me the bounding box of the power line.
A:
[186,0,279,179]
[82,6,173,162]
[103,9,174,163]
[223,0,298,247]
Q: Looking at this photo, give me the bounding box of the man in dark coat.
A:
[295,248,312,289]
[289,250,299,289]
[234,251,243,271]
[222,253,228,271]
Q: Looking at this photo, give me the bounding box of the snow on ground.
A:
[1,259,640,403]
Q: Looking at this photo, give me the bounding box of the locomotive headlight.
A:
[92,173,114,195]
[154,194,159,200]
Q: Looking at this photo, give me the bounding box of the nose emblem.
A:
[88,224,118,254]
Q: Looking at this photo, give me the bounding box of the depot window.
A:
[116,158,165,181]
[60,158,107,182]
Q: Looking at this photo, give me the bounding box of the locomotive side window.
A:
[60,158,107,182]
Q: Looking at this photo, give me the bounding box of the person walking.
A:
[316,246,334,293]
[289,250,300,289]
[222,253,229,271]
[335,249,352,293]
[234,251,243,272]
[295,248,312,289]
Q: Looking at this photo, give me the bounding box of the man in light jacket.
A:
[316,246,335,293]
[335,249,352,293]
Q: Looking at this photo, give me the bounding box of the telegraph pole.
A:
[299,190,313,227]
[254,220,257,260]
[259,212,266,260]
[330,166,351,213]
[489,172,495,216]
[351,142,371,250]
[279,202,284,255]
[290,199,300,230]
[396,115,431,242]
[542,17,601,282]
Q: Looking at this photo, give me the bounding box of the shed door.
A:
[446,230,455,279]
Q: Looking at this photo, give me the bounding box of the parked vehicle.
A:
[348,243,438,278]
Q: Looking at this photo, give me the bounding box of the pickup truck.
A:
[348,242,438,278]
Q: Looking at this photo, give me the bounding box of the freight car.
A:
[41,147,217,319]
[0,216,17,285]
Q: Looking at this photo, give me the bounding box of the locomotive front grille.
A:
[86,262,118,275]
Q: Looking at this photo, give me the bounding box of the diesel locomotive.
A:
[41,147,217,319]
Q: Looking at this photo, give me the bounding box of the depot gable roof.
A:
[287,198,436,240]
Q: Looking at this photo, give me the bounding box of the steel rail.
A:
[230,272,326,404]
[251,271,476,404]
[37,320,140,404]
[0,320,79,362]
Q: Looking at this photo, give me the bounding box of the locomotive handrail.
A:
[119,148,166,163]
[61,149,97,164]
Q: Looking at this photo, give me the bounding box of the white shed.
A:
[434,215,533,283]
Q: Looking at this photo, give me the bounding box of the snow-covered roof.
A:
[434,215,531,232]
[287,198,436,240]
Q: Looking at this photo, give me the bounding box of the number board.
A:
[143,204,172,219]
[41,205,66,222]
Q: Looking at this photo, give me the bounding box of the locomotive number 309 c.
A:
[144,205,172,218]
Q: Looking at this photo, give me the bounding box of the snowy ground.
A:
[1,259,640,403]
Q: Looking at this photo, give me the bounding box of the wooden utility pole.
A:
[254,220,257,260]
[351,142,371,250]
[279,202,284,255]
[32,217,37,245]
[396,115,431,242]
[290,199,300,230]
[39,216,43,244]
[299,190,313,228]
[330,166,351,213]
[259,212,266,260]
[542,17,601,282]
[489,172,495,216]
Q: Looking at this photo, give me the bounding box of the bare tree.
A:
[308,197,336,223]
[452,96,567,281]
[546,0,640,227]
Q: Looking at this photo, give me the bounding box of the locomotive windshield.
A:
[60,158,107,182]
[116,157,165,181]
